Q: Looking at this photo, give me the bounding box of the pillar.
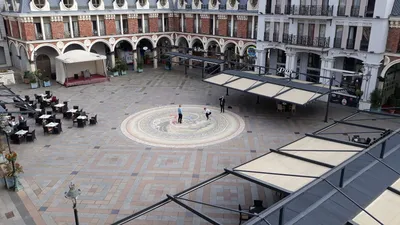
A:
[110,52,116,69]
[299,53,308,80]
[133,51,138,71]
[220,55,225,71]
[188,49,193,69]
[285,51,297,78]
[30,61,36,72]
[255,49,266,74]
[320,57,334,85]
[269,49,278,74]
[361,63,380,102]
[153,50,158,69]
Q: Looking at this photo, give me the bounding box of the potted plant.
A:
[370,88,382,112]
[29,74,39,89]
[4,151,24,191]
[23,71,30,84]
[165,60,172,70]
[42,75,51,87]
[117,59,128,75]
[111,67,119,76]
[137,58,144,73]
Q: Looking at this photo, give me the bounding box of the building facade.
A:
[1,0,258,78]
[256,0,393,109]
[0,0,11,68]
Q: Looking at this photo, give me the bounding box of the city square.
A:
[0,67,361,224]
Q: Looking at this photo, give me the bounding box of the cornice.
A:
[20,17,33,23]
[390,21,400,28]
[51,16,63,22]
[78,15,91,20]
[128,14,138,19]
[217,14,227,19]
[149,13,159,18]
[236,15,247,20]
[105,14,115,19]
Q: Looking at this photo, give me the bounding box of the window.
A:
[233,17,237,37]
[264,22,270,41]
[72,19,79,37]
[297,23,304,36]
[283,22,289,34]
[92,19,98,35]
[63,0,73,8]
[122,18,128,33]
[273,22,280,41]
[365,0,375,17]
[308,24,315,39]
[115,16,121,34]
[164,15,169,31]
[64,22,70,38]
[227,15,232,36]
[139,0,146,7]
[143,15,149,33]
[334,25,343,48]
[158,15,162,32]
[277,50,286,64]
[98,17,105,35]
[210,16,214,34]
[360,27,371,51]
[116,0,124,7]
[347,26,357,49]
[138,17,143,33]
[92,0,100,8]
[247,19,252,38]
[319,24,326,37]
[308,54,320,69]
[34,0,45,8]
[44,22,52,39]
[34,23,43,40]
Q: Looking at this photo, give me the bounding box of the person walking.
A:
[204,107,211,120]
[178,105,183,124]
[219,96,225,113]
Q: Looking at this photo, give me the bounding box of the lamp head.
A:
[65,183,81,202]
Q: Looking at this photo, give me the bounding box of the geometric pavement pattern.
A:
[0,67,355,225]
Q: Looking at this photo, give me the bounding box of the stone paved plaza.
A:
[0,67,355,225]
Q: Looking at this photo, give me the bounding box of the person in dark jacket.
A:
[219,96,225,113]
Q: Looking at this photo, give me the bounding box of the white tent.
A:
[55,50,107,85]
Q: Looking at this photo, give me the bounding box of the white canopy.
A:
[55,50,107,84]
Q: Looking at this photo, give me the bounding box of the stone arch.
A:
[205,38,221,50]
[189,37,203,49]
[240,42,256,56]
[9,41,20,69]
[62,41,86,53]
[135,36,155,50]
[31,43,61,59]
[175,35,189,46]
[9,41,19,56]
[113,38,134,51]
[89,39,112,52]
[156,35,173,46]
[264,46,286,52]
[381,59,400,78]
[19,44,30,71]
[221,40,238,53]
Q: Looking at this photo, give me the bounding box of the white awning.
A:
[224,78,263,91]
[203,74,239,85]
[55,50,107,64]
[353,178,400,225]
[275,89,322,105]
[279,137,363,166]
[248,83,290,97]
[234,152,330,192]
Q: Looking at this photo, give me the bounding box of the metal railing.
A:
[360,40,369,51]
[45,33,52,40]
[36,33,43,40]
[350,6,360,17]
[201,4,208,10]
[334,38,342,48]
[337,5,346,16]
[265,5,271,14]
[274,5,281,14]
[288,34,330,48]
[272,33,279,42]
[290,5,333,16]
[284,5,291,14]
[365,6,374,17]
[219,4,226,10]
[346,39,355,49]
[283,33,289,43]
[264,32,269,41]
[238,4,247,10]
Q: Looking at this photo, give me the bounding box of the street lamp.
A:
[65,183,81,225]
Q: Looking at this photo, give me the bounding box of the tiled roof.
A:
[392,0,400,16]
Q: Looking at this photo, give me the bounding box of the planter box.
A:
[43,81,51,87]
[4,176,23,191]
[30,82,39,89]
[0,70,15,85]
[120,71,127,75]
[137,68,143,73]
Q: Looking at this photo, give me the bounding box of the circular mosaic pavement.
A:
[121,105,245,148]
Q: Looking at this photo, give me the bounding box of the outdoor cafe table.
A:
[67,109,77,113]
[54,103,65,108]
[15,130,28,135]
[45,122,59,128]
[39,115,52,119]
[77,116,87,120]
[35,109,42,112]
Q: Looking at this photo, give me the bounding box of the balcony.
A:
[123,28,128,33]
[239,4,246,10]
[284,5,291,14]
[265,5,271,14]
[272,33,279,42]
[274,5,281,14]
[337,6,346,16]
[290,5,333,17]
[283,33,289,43]
[346,39,355,49]
[360,39,369,51]
[288,35,330,48]
[334,38,342,48]
[350,6,360,17]
[219,4,226,10]
[264,32,269,41]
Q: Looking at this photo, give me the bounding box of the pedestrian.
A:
[178,105,183,124]
[219,96,225,113]
[204,107,211,120]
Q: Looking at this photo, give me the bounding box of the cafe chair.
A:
[43,126,50,135]
[10,134,23,145]
[53,126,60,134]
[253,200,263,208]
[35,117,43,125]
[90,115,97,125]
[290,104,296,114]
[73,106,79,110]
[26,130,36,142]
[277,104,284,112]
[238,204,249,224]
[77,119,85,128]
[45,90,52,98]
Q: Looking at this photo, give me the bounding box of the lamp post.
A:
[65,183,81,225]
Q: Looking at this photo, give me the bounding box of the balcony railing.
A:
[360,39,369,51]
[219,4,226,10]
[264,32,269,41]
[36,33,43,40]
[337,6,346,16]
[275,5,281,14]
[201,4,208,10]
[283,33,289,43]
[186,5,192,9]
[365,6,374,17]
[123,28,128,33]
[284,5,291,14]
[290,5,333,16]
[346,39,355,49]
[239,4,246,10]
[265,5,271,14]
[334,38,342,48]
[93,30,98,36]
[350,6,360,17]
[288,35,330,48]
[272,33,279,42]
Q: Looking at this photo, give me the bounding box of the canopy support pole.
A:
[256,96,260,104]
[324,75,334,123]
[226,87,229,96]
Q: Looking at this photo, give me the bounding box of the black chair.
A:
[26,130,36,142]
[64,112,72,119]
[54,99,59,104]
[34,94,39,100]
[10,134,23,144]
[238,204,249,224]
[45,91,52,99]
[90,115,97,125]
[47,111,53,115]
[25,95,30,102]
[73,106,79,110]
[35,117,42,125]
[253,200,263,208]
[63,101,68,107]
[77,119,85,128]
[53,126,60,134]
[57,123,63,132]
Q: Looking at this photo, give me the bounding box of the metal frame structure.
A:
[0,83,36,114]
[112,110,400,225]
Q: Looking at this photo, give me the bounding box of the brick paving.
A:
[0,66,355,225]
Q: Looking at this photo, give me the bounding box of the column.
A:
[162,14,165,32]
[251,16,255,39]
[212,15,216,35]
[110,52,116,69]
[96,15,100,36]
[361,63,380,102]
[299,53,308,80]
[220,55,225,71]
[320,57,334,85]
[40,17,45,40]
[285,51,297,78]
[188,49,193,69]
[341,25,349,48]
[69,16,74,38]
[269,49,278,73]
[30,60,36,72]
[230,16,234,37]
[142,15,145,33]
[153,50,158,69]
[354,26,363,50]
[120,15,124,35]
[133,51,138,71]
[256,49,266,74]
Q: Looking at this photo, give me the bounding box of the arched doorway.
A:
[63,43,85,53]
[295,52,321,82]
[177,37,189,53]
[19,46,30,71]
[223,42,239,69]
[242,45,256,71]
[34,46,59,79]
[380,62,400,109]
[90,41,111,69]
[191,39,204,56]
[136,38,154,66]
[9,43,20,69]
[206,41,221,58]
[156,37,172,56]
